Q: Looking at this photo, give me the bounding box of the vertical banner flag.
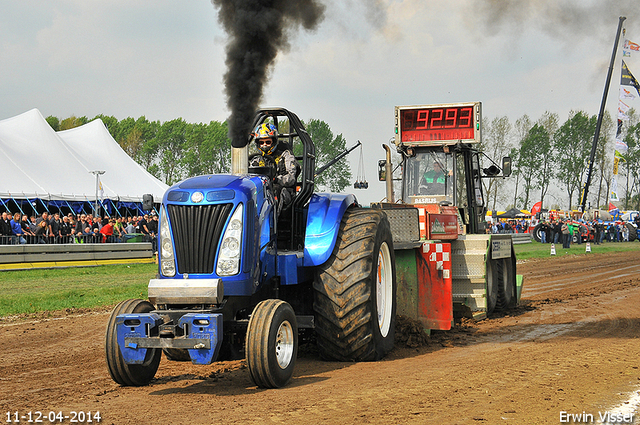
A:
[611,39,640,202]
[99,180,105,201]
[621,60,640,95]
[623,39,640,57]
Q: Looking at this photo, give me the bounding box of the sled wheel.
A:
[486,259,500,314]
[496,255,517,310]
[245,299,298,388]
[314,208,396,361]
[105,299,161,386]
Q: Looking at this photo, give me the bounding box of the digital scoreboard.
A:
[395,102,482,146]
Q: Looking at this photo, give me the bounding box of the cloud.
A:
[0,1,225,122]
[467,0,639,45]
[0,0,638,208]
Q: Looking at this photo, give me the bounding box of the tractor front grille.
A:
[167,204,233,275]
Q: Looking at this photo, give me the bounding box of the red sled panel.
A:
[416,242,453,330]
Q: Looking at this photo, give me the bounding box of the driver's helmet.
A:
[253,123,278,155]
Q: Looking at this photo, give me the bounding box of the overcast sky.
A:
[1,0,639,208]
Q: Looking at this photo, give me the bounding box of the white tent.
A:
[0,109,167,209]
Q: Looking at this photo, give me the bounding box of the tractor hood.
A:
[164,174,265,203]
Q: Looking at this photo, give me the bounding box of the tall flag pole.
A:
[580,16,626,213]
[611,40,640,202]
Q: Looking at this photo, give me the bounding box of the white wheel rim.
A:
[376,241,393,338]
[275,320,294,369]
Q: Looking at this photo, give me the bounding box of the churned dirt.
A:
[2,250,640,424]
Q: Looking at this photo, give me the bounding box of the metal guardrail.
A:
[0,242,154,271]
[510,233,532,244]
[0,233,152,245]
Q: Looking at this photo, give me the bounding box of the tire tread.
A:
[313,208,395,361]
[105,299,161,387]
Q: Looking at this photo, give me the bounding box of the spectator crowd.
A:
[535,215,640,249]
[487,215,640,250]
[0,211,158,252]
[488,219,530,234]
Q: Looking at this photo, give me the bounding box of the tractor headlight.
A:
[216,203,243,276]
[159,206,176,277]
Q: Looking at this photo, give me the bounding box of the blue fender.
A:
[303,193,357,267]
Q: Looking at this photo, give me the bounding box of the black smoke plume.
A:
[211,0,326,148]
[469,0,638,41]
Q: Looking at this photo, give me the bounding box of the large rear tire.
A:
[105,299,161,386]
[245,299,298,389]
[532,223,544,243]
[313,208,396,361]
[625,222,637,242]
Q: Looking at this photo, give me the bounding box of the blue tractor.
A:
[105,108,397,388]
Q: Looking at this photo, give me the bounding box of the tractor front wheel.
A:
[105,299,161,386]
[245,299,298,388]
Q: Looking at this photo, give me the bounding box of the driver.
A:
[249,123,299,213]
[420,161,450,195]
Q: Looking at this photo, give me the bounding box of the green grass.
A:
[514,240,639,260]
[1,241,637,317]
[0,263,156,317]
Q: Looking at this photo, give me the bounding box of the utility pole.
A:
[90,170,105,216]
[580,16,626,213]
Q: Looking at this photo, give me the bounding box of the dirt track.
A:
[2,250,640,424]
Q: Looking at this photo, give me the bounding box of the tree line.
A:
[45,115,352,191]
[480,109,640,212]
[48,109,640,213]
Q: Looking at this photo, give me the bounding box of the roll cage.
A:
[250,108,316,251]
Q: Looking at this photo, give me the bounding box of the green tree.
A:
[59,115,88,130]
[154,118,187,185]
[512,114,532,207]
[114,117,135,147]
[134,117,161,169]
[45,116,60,131]
[517,123,546,209]
[205,121,231,174]
[508,145,520,209]
[122,127,144,160]
[305,119,352,192]
[41,113,358,192]
[182,121,231,177]
[535,112,558,209]
[93,115,120,139]
[554,110,596,210]
[480,116,513,211]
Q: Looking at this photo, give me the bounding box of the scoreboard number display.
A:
[395,102,482,145]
